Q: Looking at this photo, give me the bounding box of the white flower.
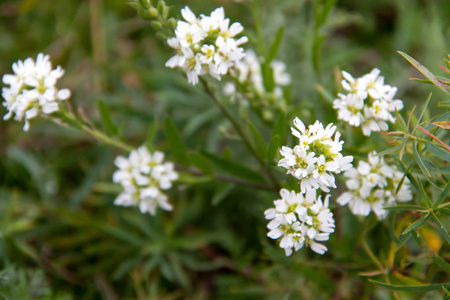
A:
[337,151,413,220]
[2,53,71,131]
[279,118,353,193]
[166,6,248,85]
[334,68,404,136]
[113,146,178,216]
[265,189,335,256]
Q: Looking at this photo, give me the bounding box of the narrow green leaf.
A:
[434,255,450,273]
[402,213,430,235]
[272,112,287,145]
[430,211,450,244]
[438,207,450,217]
[248,121,266,158]
[369,279,450,292]
[188,152,213,176]
[266,135,280,161]
[98,99,119,136]
[211,183,235,206]
[383,205,426,211]
[438,101,450,108]
[426,141,450,161]
[443,286,450,300]
[433,182,450,209]
[261,62,275,92]
[413,93,432,133]
[396,232,412,251]
[376,143,405,157]
[202,151,267,183]
[413,141,431,177]
[164,118,190,167]
[398,51,450,96]
[146,118,158,149]
[267,27,284,63]
[396,110,409,133]
[99,225,143,247]
[417,178,432,208]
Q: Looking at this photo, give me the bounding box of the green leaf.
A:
[430,211,450,244]
[413,93,432,133]
[426,141,450,161]
[98,99,119,136]
[267,27,284,63]
[266,135,280,161]
[398,51,450,96]
[433,182,450,209]
[369,279,450,292]
[272,112,287,145]
[146,118,158,149]
[202,151,267,183]
[211,183,235,206]
[261,62,275,92]
[164,117,190,167]
[396,232,412,251]
[396,110,409,133]
[402,213,430,235]
[248,121,266,158]
[383,205,426,211]
[438,207,450,217]
[98,225,143,247]
[188,152,213,176]
[412,141,431,177]
[376,143,405,157]
[434,255,450,273]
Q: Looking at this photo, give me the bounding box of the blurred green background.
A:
[0,0,449,299]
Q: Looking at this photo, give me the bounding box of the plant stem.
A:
[200,78,281,191]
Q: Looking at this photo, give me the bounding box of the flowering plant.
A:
[1,0,449,299]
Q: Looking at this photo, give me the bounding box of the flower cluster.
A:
[223,49,291,100]
[333,68,404,136]
[337,151,413,219]
[165,6,248,85]
[2,53,71,131]
[265,189,335,255]
[278,118,354,193]
[113,146,178,215]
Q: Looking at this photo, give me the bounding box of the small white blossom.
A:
[337,151,413,220]
[265,189,335,256]
[113,146,178,216]
[166,6,248,85]
[2,53,71,131]
[278,118,353,193]
[333,68,404,136]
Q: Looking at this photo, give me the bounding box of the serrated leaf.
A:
[432,121,450,129]
[398,51,450,97]
[433,182,450,209]
[248,121,266,158]
[211,183,235,206]
[402,213,430,235]
[413,141,431,177]
[188,152,213,176]
[369,279,450,292]
[426,141,450,161]
[201,151,267,183]
[98,99,119,136]
[434,255,450,273]
[164,118,190,167]
[266,135,280,161]
[267,27,284,63]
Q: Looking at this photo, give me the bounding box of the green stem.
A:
[200,78,281,191]
[52,109,134,152]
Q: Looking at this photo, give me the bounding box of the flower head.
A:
[2,53,71,131]
[265,189,335,256]
[278,118,353,193]
[166,6,248,85]
[333,68,404,136]
[337,151,413,219]
[113,146,178,215]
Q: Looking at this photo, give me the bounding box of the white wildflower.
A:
[166,6,248,85]
[337,151,413,220]
[2,53,71,131]
[333,68,404,136]
[113,146,178,216]
[265,188,335,256]
[279,118,353,193]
